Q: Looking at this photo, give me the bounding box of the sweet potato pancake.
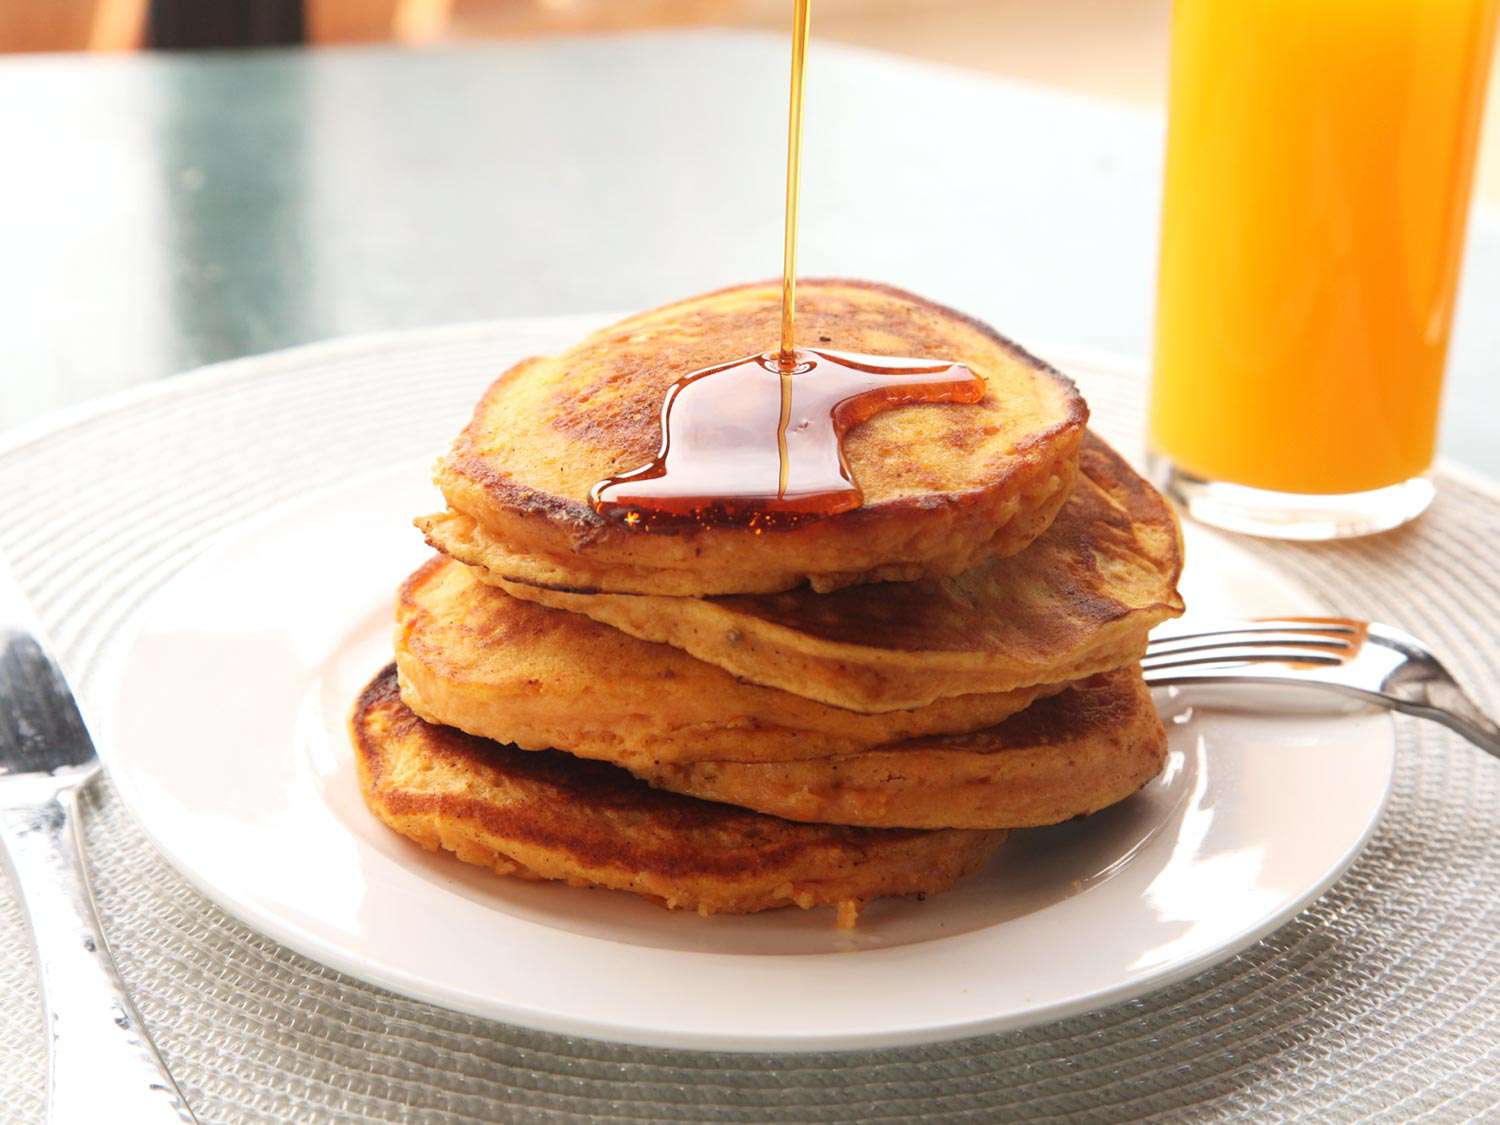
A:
[420,279,1086,596]
[395,555,1050,768]
[636,668,1166,830]
[498,434,1184,712]
[352,666,1006,923]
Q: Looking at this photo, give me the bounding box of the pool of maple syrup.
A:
[590,0,982,531]
[591,349,984,529]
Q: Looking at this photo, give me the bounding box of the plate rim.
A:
[101,721,1394,1052]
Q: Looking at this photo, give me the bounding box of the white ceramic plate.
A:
[95,460,1394,1053]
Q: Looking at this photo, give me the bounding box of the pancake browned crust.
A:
[396,554,1050,768]
[499,434,1184,713]
[636,668,1166,829]
[353,665,1007,923]
[421,279,1087,596]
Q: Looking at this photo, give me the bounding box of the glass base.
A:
[1147,455,1435,541]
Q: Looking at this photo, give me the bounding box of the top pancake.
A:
[423,279,1087,596]
[499,434,1185,712]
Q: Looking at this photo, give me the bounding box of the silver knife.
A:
[0,559,197,1124]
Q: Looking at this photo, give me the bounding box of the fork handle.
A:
[0,789,196,1124]
[1398,685,1500,761]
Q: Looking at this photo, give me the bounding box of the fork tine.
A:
[1149,618,1362,644]
[1142,618,1500,761]
[1146,632,1356,658]
[1141,645,1348,671]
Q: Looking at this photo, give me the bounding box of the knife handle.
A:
[0,788,197,1124]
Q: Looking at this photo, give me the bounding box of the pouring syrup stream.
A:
[591,0,983,530]
[775,0,812,498]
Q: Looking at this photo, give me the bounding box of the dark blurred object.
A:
[148,0,304,48]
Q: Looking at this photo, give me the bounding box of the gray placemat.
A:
[1,320,1496,1123]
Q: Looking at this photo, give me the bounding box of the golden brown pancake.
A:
[421,279,1087,596]
[353,665,1007,924]
[498,434,1185,713]
[636,668,1166,830]
[396,554,1051,768]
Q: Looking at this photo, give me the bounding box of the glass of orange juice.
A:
[1149,0,1497,539]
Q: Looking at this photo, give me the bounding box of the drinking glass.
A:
[1149,0,1498,539]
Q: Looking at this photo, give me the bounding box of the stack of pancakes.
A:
[352,280,1185,926]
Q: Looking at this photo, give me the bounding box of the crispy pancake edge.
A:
[420,460,1077,596]
[352,665,1006,922]
[637,668,1168,830]
[395,554,1050,766]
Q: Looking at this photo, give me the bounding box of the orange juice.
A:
[1151,0,1497,496]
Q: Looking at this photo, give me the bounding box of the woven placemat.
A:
[1,320,1496,1123]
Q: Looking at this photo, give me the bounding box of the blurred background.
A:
[5,0,1498,476]
[1,0,1172,78]
[0,1,1173,102]
[6,0,1496,198]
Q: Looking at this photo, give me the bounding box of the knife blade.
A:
[0,626,98,780]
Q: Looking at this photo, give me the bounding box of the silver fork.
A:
[1143,617,1500,758]
[0,560,197,1123]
